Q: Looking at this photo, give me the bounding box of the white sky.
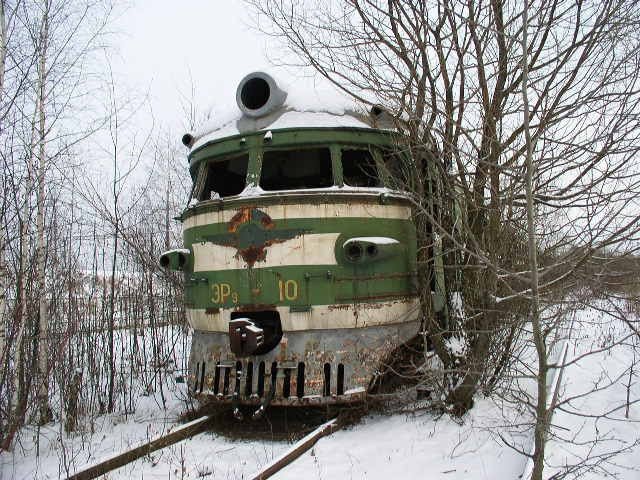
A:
[111,0,275,134]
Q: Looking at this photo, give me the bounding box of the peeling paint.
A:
[179,167,420,409]
[188,321,419,405]
[202,207,310,267]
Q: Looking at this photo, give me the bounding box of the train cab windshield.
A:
[341,149,381,187]
[195,144,389,202]
[260,147,332,190]
[198,154,249,200]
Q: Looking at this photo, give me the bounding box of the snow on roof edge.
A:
[187,71,398,154]
[190,109,384,153]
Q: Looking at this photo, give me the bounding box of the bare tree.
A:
[247,0,640,440]
[34,0,52,425]
[0,0,115,448]
[0,0,194,460]
[520,2,547,477]
[0,0,7,364]
[78,66,155,413]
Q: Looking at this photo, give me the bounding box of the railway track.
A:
[66,414,340,480]
[67,414,216,480]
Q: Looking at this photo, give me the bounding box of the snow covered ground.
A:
[1,302,638,479]
[0,396,528,480]
[275,399,528,480]
[544,302,640,479]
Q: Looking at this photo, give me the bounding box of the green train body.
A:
[164,72,420,414]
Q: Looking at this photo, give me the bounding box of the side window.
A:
[260,148,332,190]
[381,148,408,190]
[198,154,249,200]
[341,149,381,187]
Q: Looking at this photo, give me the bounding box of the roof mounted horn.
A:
[236,72,287,118]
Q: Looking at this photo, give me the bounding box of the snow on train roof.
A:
[189,74,385,152]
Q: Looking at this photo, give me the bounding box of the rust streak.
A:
[228,207,253,233]
[233,304,277,312]
[236,245,268,265]
[260,214,275,230]
[327,304,351,311]
[335,293,416,302]
[335,272,416,282]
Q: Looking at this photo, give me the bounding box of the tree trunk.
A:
[3,101,39,450]
[522,3,548,478]
[35,0,52,425]
[0,0,6,363]
[164,154,171,251]
[107,222,117,413]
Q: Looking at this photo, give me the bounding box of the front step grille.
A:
[193,360,350,400]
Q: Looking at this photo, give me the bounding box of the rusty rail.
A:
[66,414,215,480]
[250,417,340,480]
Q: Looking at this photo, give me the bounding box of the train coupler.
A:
[229,318,265,357]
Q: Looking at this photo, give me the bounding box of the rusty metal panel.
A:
[188,321,419,406]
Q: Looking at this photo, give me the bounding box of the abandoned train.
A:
[160,72,420,418]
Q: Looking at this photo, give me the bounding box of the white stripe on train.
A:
[184,202,411,230]
[186,298,420,332]
[191,233,341,271]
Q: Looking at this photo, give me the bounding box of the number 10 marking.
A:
[278,279,299,301]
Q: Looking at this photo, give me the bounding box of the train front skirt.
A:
[189,318,420,407]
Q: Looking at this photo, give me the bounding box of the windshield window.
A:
[381,148,408,190]
[260,148,332,190]
[341,149,381,187]
[198,154,249,200]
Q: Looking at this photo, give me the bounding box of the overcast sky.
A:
[111,0,276,134]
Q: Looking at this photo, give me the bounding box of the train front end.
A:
[162,72,419,415]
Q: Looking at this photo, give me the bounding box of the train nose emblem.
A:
[229,318,265,356]
[202,207,307,266]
